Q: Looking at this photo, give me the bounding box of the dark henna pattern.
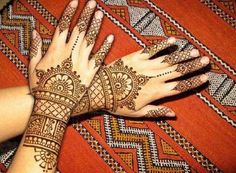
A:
[30,32,41,59]
[24,58,86,172]
[175,58,203,75]
[156,71,172,77]
[145,108,172,118]
[93,38,112,68]
[142,40,171,57]
[73,60,150,113]
[85,17,102,47]
[77,5,94,33]
[173,76,203,92]
[162,50,191,65]
[58,5,76,34]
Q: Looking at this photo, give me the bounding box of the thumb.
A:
[130,105,175,118]
[28,30,42,77]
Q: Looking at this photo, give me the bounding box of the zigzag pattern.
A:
[104,114,190,172]
[0,3,35,55]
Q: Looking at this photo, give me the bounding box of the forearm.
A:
[0,86,34,142]
[7,98,71,173]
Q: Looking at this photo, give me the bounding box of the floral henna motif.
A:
[24,58,86,171]
[58,4,76,34]
[175,58,203,75]
[142,40,171,57]
[145,108,172,118]
[173,76,203,92]
[73,60,150,114]
[106,60,150,110]
[162,50,191,65]
[30,32,41,59]
[85,17,102,47]
[77,5,94,33]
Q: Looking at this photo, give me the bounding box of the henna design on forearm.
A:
[175,58,203,75]
[58,4,76,34]
[85,16,102,47]
[145,108,172,118]
[93,38,112,68]
[24,58,86,172]
[173,76,203,92]
[77,5,94,33]
[161,50,191,65]
[141,40,171,57]
[30,32,41,59]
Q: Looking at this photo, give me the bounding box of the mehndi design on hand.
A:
[77,3,95,33]
[142,40,171,57]
[145,107,173,118]
[85,11,102,47]
[30,32,41,59]
[173,75,205,92]
[58,3,76,34]
[162,50,191,65]
[24,58,86,172]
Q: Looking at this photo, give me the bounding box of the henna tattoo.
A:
[24,58,86,172]
[156,71,172,77]
[85,17,102,47]
[161,50,191,65]
[175,58,203,75]
[30,32,41,59]
[58,4,76,34]
[145,108,172,118]
[77,5,94,33]
[93,38,112,68]
[173,76,203,92]
[142,40,171,57]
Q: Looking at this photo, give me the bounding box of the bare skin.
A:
[1,0,209,172]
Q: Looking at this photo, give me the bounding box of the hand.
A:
[73,37,209,118]
[29,0,113,110]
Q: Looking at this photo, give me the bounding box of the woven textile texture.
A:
[0,0,236,172]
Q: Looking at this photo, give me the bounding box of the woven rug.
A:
[0,0,236,172]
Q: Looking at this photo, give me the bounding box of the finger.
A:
[139,37,176,59]
[148,49,200,69]
[88,34,114,70]
[129,105,175,118]
[164,74,208,96]
[29,30,42,76]
[55,0,78,41]
[68,0,96,52]
[154,56,209,81]
[78,11,104,66]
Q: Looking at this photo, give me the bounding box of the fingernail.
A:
[70,0,78,7]
[95,11,103,19]
[88,0,96,8]
[190,49,200,57]
[107,34,114,43]
[200,56,210,64]
[200,74,208,82]
[167,37,176,44]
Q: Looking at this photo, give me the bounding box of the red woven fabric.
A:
[0,0,236,172]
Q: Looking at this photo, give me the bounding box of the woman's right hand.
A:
[73,37,209,118]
